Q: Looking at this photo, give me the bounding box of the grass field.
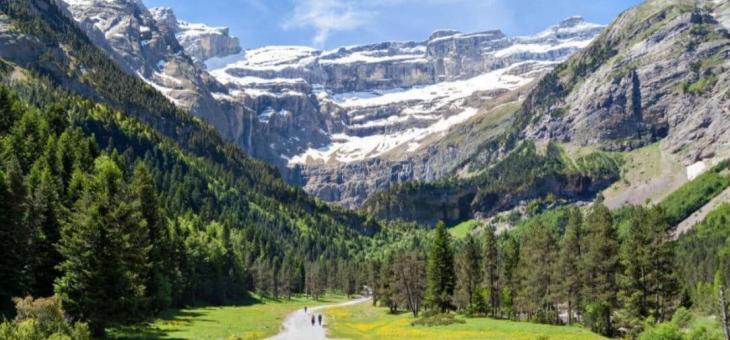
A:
[107,294,346,340]
[449,220,480,239]
[324,302,605,340]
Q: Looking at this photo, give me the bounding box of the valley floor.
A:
[107,294,347,340]
[323,303,605,340]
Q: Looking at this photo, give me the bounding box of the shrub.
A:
[670,307,693,329]
[583,302,611,336]
[638,322,682,340]
[0,296,90,340]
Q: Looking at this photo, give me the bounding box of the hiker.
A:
[318,314,322,326]
[311,315,315,326]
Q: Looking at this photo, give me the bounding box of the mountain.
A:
[364,0,730,226]
[0,0,377,326]
[205,16,604,208]
[54,0,247,139]
[47,0,603,208]
[149,6,241,65]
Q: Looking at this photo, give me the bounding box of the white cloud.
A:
[282,0,371,48]
[281,0,513,48]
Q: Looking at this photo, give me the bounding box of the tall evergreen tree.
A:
[618,206,678,334]
[426,221,456,312]
[55,156,149,336]
[558,207,583,325]
[26,164,64,296]
[516,221,559,323]
[500,235,520,319]
[455,235,482,310]
[582,201,621,336]
[482,224,500,317]
[130,162,169,311]
[0,154,29,311]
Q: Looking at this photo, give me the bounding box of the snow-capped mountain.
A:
[149,7,241,65]
[205,17,603,207]
[54,0,243,138]
[52,0,603,208]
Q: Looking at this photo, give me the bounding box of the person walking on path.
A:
[317,314,322,326]
[304,306,307,313]
[311,315,315,326]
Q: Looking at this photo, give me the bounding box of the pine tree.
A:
[455,235,481,310]
[55,156,148,336]
[558,207,583,324]
[368,260,381,306]
[582,201,620,336]
[618,206,678,333]
[0,154,29,311]
[516,221,559,323]
[500,235,520,319]
[482,224,500,317]
[0,85,20,133]
[379,256,398,313]
[426,221,456,312]
[131,162,168,311]
[26,164,64,296]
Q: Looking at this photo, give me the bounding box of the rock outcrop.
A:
[522,0,730,166]
[55,0,244,139]
[149,7,241,65]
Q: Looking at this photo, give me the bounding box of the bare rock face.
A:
[204,17,602,208]
[149,7,241,65]
[55,0,244,138]
[522,0,730,166]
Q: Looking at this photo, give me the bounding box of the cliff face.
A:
[44,0,603,209]
[148,7,241,65]
[206,17,603,208]
[362,0,730,226]
[54,0,243,138]
[521,0,730,165]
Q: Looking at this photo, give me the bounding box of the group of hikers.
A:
[303,306,323,326]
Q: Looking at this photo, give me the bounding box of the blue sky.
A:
[143,0,642,50]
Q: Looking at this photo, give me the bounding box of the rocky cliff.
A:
[54,0,243,138]
[45,0,605,209]
[149,7,241,65]
[206,17,603,207]
[519,0,730,166]
[363,0,730,225]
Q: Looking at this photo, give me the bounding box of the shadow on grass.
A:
[106,295,265,339]
[106,294,348,339]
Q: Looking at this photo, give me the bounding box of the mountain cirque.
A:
[52,0,604,208]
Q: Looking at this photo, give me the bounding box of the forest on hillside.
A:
[365,195,730,339]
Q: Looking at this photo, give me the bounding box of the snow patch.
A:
[288,107,478,164]
[687,161,707,180]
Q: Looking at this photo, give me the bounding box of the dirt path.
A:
[673,186,730,238]
[268,297,370,340]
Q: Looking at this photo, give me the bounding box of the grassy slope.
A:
[448,220,479,239]
[325,302,604,340]
[599,142,686,209]
[108,294,347,340]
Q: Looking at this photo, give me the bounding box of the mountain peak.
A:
[428,29,462,40]
[558,15,587,27]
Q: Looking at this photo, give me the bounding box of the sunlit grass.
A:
[325,302,605,340]
[449,219,479,239]
[107,294,347,339]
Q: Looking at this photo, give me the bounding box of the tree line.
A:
[366,200,729,338]
[0,79,369,336]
